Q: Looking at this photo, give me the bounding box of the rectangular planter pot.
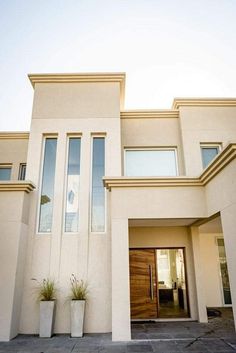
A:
[71,300,85,337]
[39,300,56,338]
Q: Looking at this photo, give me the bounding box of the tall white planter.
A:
[71,300,85,337]
[39,301,56,338]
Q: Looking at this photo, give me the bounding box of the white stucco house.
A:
[0,73,236,341]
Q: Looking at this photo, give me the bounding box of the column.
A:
[221,204,236,330]
[111,218,131,341]
[190,226,208,323]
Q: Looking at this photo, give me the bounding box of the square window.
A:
[201,145,220,169]
[0,167,11,180]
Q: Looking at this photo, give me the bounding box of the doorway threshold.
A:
[131,318,195,322]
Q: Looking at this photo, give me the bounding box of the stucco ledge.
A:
[0,181,36,193]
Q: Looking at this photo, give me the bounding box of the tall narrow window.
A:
[18,163,26,180]
[65,137,81,232]
[217,238,232,305]
[38,138,57,233]
[91,137,105,232]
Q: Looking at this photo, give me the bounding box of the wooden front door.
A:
[129,249,158,319]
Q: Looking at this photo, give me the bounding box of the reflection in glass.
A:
[91,138,105,232]
[125,150,177,176]
[157,249,189,318]
[217,238,232,305]
[0,167,11,180]
[201,147,219,168]
[65,138,81,232]
[38,138,57,233]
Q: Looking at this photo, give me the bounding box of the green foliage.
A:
[70,274,88,300]
[33,278,56,301]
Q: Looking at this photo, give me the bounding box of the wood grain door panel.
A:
[130,249,158,319]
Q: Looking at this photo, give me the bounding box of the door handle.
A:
[149,264,154,301]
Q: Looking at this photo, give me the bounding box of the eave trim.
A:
[121,110,179,119]
[172,98,236,109]
[0,181,36,193]
[0,132,29,140]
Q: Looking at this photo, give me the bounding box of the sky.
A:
[0,0,236,131]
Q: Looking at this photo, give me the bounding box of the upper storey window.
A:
[0,166,11,180]
[38,138,57,233]
[91,137,105,232]
[201,144,220,169]
[125,149,178,176]
[65,137,81,233]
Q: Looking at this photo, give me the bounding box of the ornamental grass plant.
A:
[70,274,88,300]
[33,278,57,301]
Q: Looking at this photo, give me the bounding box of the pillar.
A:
[111,218,131,341]
[190,226,208,323]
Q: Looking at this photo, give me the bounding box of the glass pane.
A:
[65,138,81,232]
[157,249,189,318]
[91,138,105,232]
[38,138,57,233]
[217,238,232,305]
[201,147,219,168]
[0,168,11,180]
[125,150,177,176]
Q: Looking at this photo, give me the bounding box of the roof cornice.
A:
[0,181,35,193]
[172,98,236,109]
[28,72,126,109]
[104,143,236,191]
[121,110,179,119]
[0,132,29,140]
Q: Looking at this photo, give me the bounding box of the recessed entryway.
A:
[129,248,189,320]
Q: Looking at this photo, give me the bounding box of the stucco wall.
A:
[0,138,28,180]
[179,107,236,176]
[121,117,185,175]
[199,233,223,307]
[0,191,30,341]
[20,81,121,334]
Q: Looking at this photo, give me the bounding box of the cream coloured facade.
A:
[0,73,236,342]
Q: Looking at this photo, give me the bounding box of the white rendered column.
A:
[190,226,208,323]
[111,218,131,341]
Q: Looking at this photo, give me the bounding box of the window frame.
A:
[36,135,58,235]
[63,134,82,235]
[216,236,232,307]
[0,164,12,181]
[123,147,179,177]
[90,134,107,234]
[200,143,222,169]
[18,163,26,180]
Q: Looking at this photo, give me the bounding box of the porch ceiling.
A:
[129,218,198,227]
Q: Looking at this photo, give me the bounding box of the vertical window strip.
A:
[38,138,57,233]
[65,137,81,232]
[91,137,105,232]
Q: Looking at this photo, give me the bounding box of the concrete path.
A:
[0,308,236,352]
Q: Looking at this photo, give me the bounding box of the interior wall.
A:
[199,232,224,307]
[129,226,198,320]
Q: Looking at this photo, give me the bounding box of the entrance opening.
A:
[129,248,189,320]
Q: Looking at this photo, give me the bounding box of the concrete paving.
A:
[0,308,236,352]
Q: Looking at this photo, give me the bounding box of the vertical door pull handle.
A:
[149,264,154,300]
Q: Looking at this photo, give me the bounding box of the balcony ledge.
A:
[0,181,36,193]
[104,143,236,191]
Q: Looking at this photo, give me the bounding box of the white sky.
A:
[0,0,236,131]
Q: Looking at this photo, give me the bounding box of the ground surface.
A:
[0,308,236,352]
